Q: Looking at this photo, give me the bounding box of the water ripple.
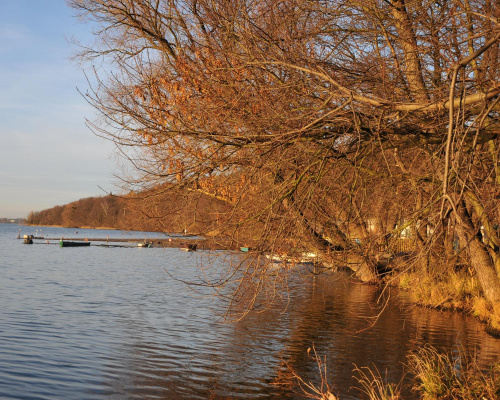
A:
[1,224,499,399]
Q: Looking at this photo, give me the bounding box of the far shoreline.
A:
[23,223,129,232]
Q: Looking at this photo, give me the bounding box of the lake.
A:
[1,223,499,399]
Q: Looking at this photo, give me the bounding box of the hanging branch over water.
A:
[70,0,500,315]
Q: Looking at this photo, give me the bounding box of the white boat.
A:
[265,252,319,265]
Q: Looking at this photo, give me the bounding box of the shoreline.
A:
[23,223,120,231]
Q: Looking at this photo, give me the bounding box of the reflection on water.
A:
[0,224,499,399]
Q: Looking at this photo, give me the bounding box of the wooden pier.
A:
[20,235,241,251]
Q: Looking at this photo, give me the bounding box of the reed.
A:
[352,365,402,400]
[293,345,499,400]
[407,345,458,398]
[408,345,500,399]
[291,346,339,400]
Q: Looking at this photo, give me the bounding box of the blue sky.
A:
[0,0,116,218]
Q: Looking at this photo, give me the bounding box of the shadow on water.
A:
[213,271,499,399]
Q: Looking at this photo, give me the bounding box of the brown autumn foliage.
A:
[67,0,500,316]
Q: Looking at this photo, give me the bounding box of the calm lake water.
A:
[1,223,499,399]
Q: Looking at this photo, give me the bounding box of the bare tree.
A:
[69,0,500,313]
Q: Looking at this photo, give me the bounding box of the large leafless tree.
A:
[70,0,500,314]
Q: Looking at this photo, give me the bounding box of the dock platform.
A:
[20,236,240,251]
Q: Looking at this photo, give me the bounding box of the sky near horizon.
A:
[0,0,117,218]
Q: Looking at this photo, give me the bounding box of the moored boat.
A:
[23,235,34,244]
[265,252,320,265]
[59,240,90,247]
[180,243,197,251]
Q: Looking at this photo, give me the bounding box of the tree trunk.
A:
[390,0,429,102]
[282,198,379,283]
[455,202,500,314]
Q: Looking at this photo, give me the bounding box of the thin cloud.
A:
[0,3,116,217]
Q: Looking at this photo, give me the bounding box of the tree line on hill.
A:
[25,188,232,235]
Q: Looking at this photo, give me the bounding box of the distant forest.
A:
[25,187,233,235]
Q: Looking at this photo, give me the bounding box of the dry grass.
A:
[292,345,499,400]
[352,365,403,400]
[395,267,500,334]
[408,345,500,399]
[397,270,482,311]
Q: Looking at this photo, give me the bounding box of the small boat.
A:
[138,242,152,248]
[299,252,319,265]
[265,252,319,265]
[180,243,197,251]
[265,253,287,263]
[240,246,250,252]
[59,240,90,247]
